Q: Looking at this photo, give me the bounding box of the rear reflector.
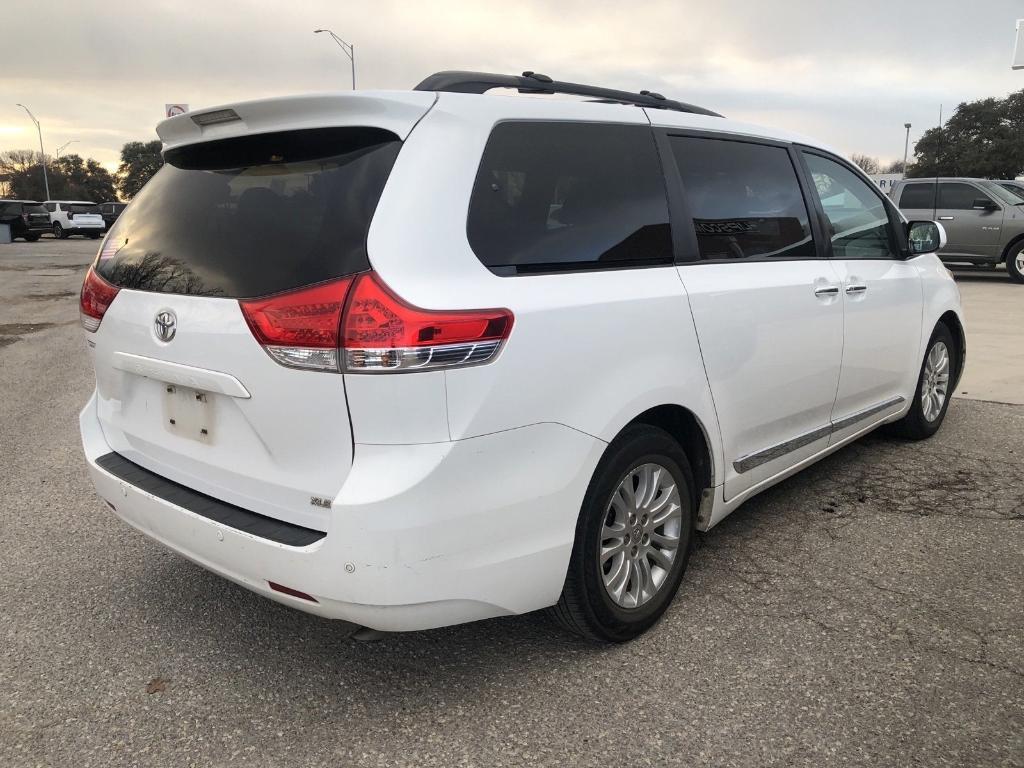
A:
[80,267,120,332]
[268,581,318,603]
[239,272,513,374]
[341,273,513,372]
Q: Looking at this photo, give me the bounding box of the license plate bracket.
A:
[163,384,214,444]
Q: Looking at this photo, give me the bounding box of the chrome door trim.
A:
[829,395,905,432]
[733,425,832,474]
[732,395,906,474]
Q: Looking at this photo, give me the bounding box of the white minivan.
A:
[79,71,965,642]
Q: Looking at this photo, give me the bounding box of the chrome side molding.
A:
[733,395,905,474]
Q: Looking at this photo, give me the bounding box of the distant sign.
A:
[868,174,903,195]
[165,104,189,118]
[1014,20,1024,70]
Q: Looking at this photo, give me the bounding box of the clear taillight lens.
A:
[238,272,514,374]
[80,267,120,332]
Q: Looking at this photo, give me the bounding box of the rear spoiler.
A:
[156,91,437,153]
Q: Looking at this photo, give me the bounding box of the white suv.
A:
[78,71,965,642]
[46,200,105,239]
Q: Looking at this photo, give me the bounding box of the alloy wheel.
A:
[920,341,950,422]
[599,462,682,609]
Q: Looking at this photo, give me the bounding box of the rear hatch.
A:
[23,203,50,228]
[85,93,434,532]
[68,203,104,227]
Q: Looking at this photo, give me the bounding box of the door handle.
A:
[938,216,954,220]
[814,285,840,297]
[845,284,868,295]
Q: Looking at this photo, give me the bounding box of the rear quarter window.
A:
[95,128,401,298]
[467,122,673,275]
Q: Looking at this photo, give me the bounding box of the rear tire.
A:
[52,223,66,239]
[887,324,957,440]
[87,233,101,239]
[24,234,40,242]
[1007,242,1024,284]
[550,424,695,642]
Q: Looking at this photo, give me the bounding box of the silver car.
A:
[890,177,1024,283]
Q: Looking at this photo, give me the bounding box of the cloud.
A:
[1,0,1022,172]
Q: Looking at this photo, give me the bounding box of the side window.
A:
[938,183,993,210]
[802,153,896,260]
[670,137,815,261]
[467,122,672,274]
[899,183,936,210]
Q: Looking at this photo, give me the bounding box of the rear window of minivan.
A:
[467,122,672,275]
[95,127,401,298]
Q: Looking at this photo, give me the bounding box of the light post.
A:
[314,29,356,89]
[15,103,50,200]
[902,122,912,178]
[55,139,78,158]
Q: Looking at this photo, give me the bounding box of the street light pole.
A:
[55,139,78,158]
[903,122,912,178]
[314,29,356,89]
[15,103,50,200]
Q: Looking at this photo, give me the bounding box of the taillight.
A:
[238,272,514,374]
[341,272,513,372]
[239,278,354,372]
[80,267,120,332]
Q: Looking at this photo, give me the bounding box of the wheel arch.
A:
[616,404,716,527]
[999,232,1024,264]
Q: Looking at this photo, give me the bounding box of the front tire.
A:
[1007,242,1024,284]
[550,425,695,642]
[887,324,957,440]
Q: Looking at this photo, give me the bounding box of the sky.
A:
[1,0,1022,173]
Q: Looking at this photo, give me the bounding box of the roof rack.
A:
[414,70,722,118]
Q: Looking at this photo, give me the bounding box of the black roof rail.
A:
[414,70,723,118]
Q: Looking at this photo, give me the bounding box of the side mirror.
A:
[907,220,946,255]
[972,198,998,211]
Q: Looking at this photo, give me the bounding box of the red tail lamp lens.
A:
[342,272,513,349]
[240,277,354,349]
[80,267,120,332]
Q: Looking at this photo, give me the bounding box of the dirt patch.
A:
[25,291,77,301]
[0,322,59,336]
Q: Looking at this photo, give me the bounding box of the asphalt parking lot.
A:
[1,238,1022,768]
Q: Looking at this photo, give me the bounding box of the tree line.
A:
[851,88,1024,179]
[0,140,163,201]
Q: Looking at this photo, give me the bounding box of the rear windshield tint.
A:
[95,127,401,298]
[24,204,47,214]
[69,204,100,214]
[467,121,672,275]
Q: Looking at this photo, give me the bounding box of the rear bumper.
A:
[80,392,604,631]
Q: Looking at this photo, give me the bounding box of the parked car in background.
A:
[890,177,1024,283]
[997,179,1024,198]
[99,201,127,231]
[45,201,105,239]
[0,199,51,241]
[79,72,965,642]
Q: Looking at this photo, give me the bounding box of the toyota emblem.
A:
[154,310,177,342]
